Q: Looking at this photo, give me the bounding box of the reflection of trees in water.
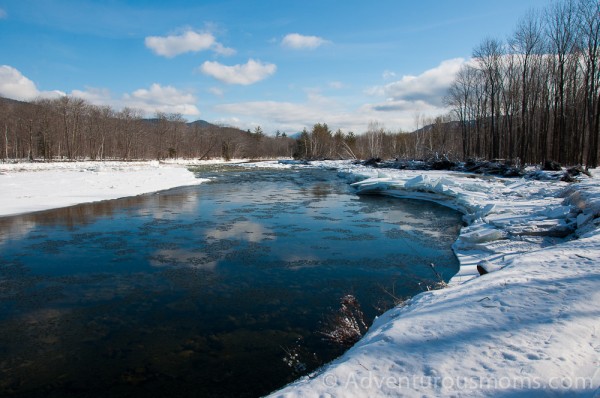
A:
[0,190,197,231]
[311,183,332,198]
[299,183,332,198]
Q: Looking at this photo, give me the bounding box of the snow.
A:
[1,159,599,396]
[0,160,211,217]
[261,160,600,397]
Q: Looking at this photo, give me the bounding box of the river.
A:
[0,165,461,397]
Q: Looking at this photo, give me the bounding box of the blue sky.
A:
[0,0,550,134]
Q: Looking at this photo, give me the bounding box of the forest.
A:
[0,96,295,161]
[1,0,598,167]
[446,0,600,167]
[0,95,457,163]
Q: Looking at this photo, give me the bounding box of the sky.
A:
[0,0,551,135]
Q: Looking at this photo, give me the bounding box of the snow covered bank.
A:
[347,169,578,283]
[2,159,598,396]
[267,161,600,397]
[0,161,207,217]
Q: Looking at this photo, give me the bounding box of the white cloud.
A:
[145,29,235,58]
[0,65,39,100]
[214,90,421,134]
[212,42,236,57]
[70,85,200,116]
[328,81,344,89]
[71,83,200,116]
[208,87,224,97]
[382,70,396,80]
[212,63,464,134]
[200,59,276,85]
[72,84,201,116]
[0,8,7,19]
[0,65,199,116]
[281,33,330,50]
[367,58,467,107]
[221,59,468,132]
[216,100,324,131]
[123,83,200,115]
[71,84,200,116]
[70,87,112,104]
[0,65,64,101]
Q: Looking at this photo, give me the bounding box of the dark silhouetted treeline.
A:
[447,0,599,167]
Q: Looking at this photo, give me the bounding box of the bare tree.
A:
[577,0,600,167]
[546,0,577,163]
[510,9,545,163]
[445,0,597,167]
[473,37,505,160]
[364,121,385,158]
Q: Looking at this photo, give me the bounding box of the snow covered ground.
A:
[1,159,599,396]
[0,160,247,217]
[261,160,600,397]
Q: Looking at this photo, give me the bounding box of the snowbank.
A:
[0,160,207,217]
[266,160,600,397]
[1,159,598,396]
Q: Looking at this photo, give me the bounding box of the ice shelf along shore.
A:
[259,160,600,397]
[1,159,599,397]
[0,160,222,217]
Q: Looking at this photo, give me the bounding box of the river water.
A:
[0,166,461,397]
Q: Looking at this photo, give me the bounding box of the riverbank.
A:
[264,160,600,397]
[1,159,598,396]
[0,159,250,217]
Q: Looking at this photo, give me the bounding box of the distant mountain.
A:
[287,132,304,139]
[0,96,36,108]
[187,119,216,128]
[411,120,462,135]
[140,118,219,129]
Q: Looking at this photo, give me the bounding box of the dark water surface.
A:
[0,166,461,397]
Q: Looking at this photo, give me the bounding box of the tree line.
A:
[1,94,457,163]
[0,96,294,161]
[446,0,600,167]
[291,118,459,161]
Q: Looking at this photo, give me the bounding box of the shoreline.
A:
[0,159,253,218]
[1,159,599,396]
[346,168,572,284]
[265,160,600,397]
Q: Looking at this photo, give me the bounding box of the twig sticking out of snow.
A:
[320,294,368,347]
